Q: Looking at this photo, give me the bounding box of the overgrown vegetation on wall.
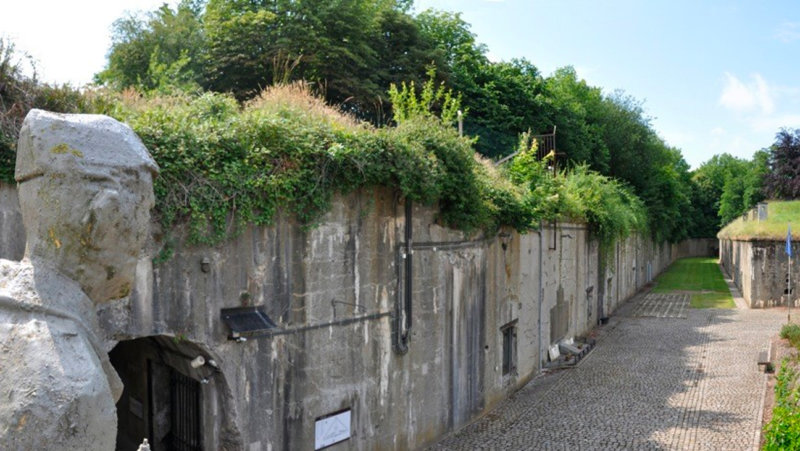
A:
[96,84,531,244]
[90,0,703,243]
[3,0,785,244]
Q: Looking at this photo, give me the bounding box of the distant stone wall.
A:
[720,238,794,308]
[675,238,718,259]
[0,185,679,450]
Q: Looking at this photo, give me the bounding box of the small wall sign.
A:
[314,408,351,450]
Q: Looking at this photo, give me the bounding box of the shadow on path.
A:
[430,287,784,450]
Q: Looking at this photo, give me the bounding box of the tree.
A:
[371,8,447,124]
[690,152,767,231]
[202,0,278,99]
[96,0,205,92]
[415,9,487,69]
[763,129,800,199]
[203,0,441,120]
[437,58,547,158]
[718,150,766,225]
[543,67,608,171]
[416,10,555,158]
[692,154,745,234]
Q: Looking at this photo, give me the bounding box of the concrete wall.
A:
[720,238,794,308]
[1,185,682,450]
[675,238,717,259]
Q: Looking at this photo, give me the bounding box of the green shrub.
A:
[781,324,800,350]
[506,132,647,255]
[764,358,800,450]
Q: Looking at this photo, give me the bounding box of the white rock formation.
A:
[0,109,158,450]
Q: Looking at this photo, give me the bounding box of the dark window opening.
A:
[501,320,518,375]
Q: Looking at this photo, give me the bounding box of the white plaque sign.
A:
[314,409,351,450]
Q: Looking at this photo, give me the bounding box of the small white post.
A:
[457,110,463,137]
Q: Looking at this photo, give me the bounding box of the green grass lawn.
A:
[652,257,735,308]
[689,292,735,309]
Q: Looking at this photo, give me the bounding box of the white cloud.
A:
[719,73,774,114]
[775,22,800,43]
[750,114,800,133]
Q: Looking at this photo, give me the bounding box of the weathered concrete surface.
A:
[676,238,717,259]
[0,176,687,450]
[120,195,680,450]
[0,110,157,450]
[431,293,785,450]
[0,183,23,261]
[720,239,795,308]
[0,120,722,450]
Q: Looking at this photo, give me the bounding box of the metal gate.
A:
[169,369,202,451]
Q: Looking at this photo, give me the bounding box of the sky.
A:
[2,1,800,169]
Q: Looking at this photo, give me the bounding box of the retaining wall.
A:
[0,184,700,450]
[720,238,794,308]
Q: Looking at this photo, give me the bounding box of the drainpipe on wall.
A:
[404,200,413,334]
[394,199,413,354]
[537,220,544,372]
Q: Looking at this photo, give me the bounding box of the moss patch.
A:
[49,143,83,157]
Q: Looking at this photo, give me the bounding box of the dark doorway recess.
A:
[109,336,212,451]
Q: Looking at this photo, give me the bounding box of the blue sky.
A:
[3,1,800,169]
[415,0,800,168]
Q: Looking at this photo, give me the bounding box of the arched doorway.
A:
[109,336,234,450]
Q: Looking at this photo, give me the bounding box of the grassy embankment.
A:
[718,200,800,241]
[651,257,735,308]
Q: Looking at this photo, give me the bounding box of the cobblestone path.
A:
[431,290,786,450]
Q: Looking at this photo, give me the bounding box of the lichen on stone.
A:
[49,143,83,158]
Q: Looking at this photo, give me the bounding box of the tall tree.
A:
[763,129,800,199]
[543,67,608,171]
[97,0,206,92]
[202,0,278,99]
[371,8,447,124]
[416,9,553,157]
[691,152,767,231]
